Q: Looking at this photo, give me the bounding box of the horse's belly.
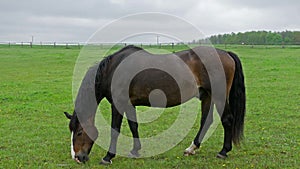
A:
[129,69,198,107]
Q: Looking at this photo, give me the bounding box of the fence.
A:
[0,41,188,49]
[0,41,299,49]
[0,41,84,49]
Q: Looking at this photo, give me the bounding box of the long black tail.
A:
[228,51,246,145]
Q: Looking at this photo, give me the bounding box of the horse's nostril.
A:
[75,154,89,163]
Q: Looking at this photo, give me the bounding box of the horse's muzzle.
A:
[75,153,89,163]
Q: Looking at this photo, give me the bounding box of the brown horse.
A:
[64,45,246,164]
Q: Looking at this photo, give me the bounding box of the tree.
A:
[266,32,283,45]
[205,30,299,45]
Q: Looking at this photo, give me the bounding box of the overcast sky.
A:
[0,0,299,43]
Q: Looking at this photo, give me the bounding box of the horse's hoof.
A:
[128,151,140,158]
[184,142,198,156]
[183,150,195,156]
[216,153,227,159]
[100,159,112,165]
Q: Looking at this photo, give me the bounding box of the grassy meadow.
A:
[0,44,299,168]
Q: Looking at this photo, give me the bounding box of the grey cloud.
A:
[0,0,299,42]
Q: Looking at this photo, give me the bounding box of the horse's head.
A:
[64,112,98,163]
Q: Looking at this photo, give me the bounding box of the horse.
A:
[64,45,246,164]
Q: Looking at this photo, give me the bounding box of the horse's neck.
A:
[75,65,99,123]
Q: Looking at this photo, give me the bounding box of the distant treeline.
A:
[201,31,300,45]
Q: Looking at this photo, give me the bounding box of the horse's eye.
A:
[77,131,83,136]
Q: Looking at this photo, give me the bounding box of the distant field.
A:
[0,45,299,168]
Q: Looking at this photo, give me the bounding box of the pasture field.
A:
[0,44,299,168]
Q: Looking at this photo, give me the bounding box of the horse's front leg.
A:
[126,106,141,158]
[101,104,124,165]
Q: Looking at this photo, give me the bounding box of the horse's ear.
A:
[64,112,72,119]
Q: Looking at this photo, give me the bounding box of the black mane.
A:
[98,45,143,72]
[95,45,143,102]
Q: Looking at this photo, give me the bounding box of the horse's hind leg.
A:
[216,100,233,158]
[101,104,124,165]
[126,106,141,158]
[184,89,214,156]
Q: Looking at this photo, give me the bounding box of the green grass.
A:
[0,45,299,168]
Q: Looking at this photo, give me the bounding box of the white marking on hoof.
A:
[71,132,75,159]
[100,159,112,165]
[184,141,198,156]
[216,153,227,159]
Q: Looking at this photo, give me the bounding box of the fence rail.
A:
[0,41,188,49]
[0,41,85,49]
[0,41,300,49]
